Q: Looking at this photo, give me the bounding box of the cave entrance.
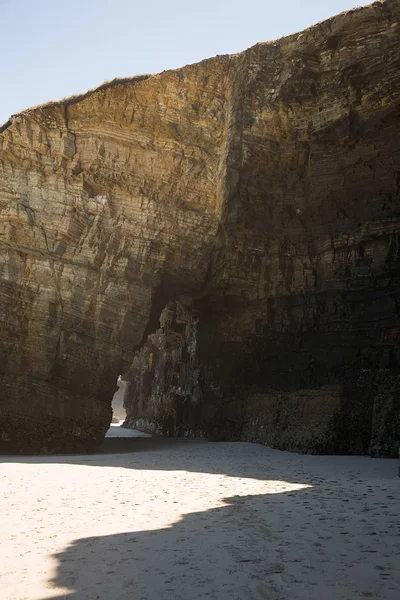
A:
[106,376,152,440]
[111,375,127,425]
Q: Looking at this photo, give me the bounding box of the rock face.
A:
[1,0,400,454]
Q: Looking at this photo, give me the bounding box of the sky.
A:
[0,0,366,125]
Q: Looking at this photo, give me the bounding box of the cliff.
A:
[1,0,399,454]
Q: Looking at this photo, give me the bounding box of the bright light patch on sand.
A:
[1,460,303,599]
[1,442,399,600]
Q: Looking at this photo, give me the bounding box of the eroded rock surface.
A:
[1,0,400,453]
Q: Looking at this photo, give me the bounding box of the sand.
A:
[0,439,399,600]
[105,421,152,438]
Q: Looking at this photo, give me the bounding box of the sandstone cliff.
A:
[1,0,399,454]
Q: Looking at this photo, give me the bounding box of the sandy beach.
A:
[1,439,399,600]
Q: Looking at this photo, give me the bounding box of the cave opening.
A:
[110,375,127,425]
[106,375,152,440]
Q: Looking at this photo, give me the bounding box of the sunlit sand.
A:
[1,441,399,599]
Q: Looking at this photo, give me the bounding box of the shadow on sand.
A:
[2,438,399,600]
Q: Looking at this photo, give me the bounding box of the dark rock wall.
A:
[125,1,400,455]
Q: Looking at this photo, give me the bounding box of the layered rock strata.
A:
[1,0,400,454]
